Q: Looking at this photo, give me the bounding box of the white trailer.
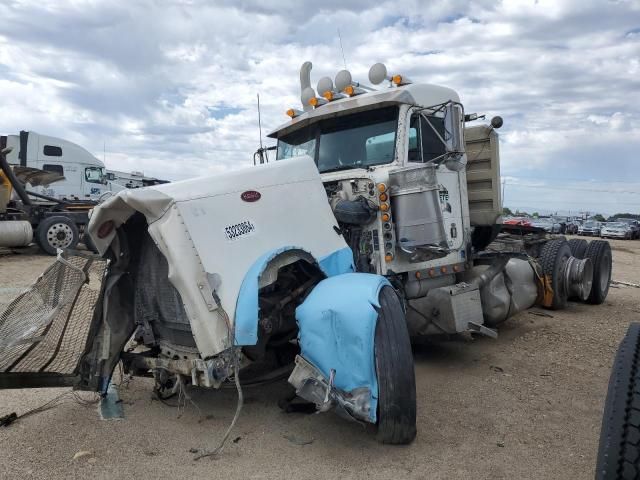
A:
[105,169,168,189]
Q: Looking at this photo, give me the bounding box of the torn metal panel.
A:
[294,272,390,422]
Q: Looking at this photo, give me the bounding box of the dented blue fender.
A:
[234,246,354,346]
[295,273,391,422]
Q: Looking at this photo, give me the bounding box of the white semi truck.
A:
[1,131,123,201]
[0,62,612,447]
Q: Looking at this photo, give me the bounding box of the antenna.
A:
[337,28,347,70]
[257,93,264,152]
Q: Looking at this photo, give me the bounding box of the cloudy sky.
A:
[0,0,638,215]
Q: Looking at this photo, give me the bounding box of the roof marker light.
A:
[286,108,303,118]
[342,85,366,96]
[308,96,328,107]
[392,74,412,86]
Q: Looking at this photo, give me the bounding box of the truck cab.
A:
[1,131,124,201]
[268,63,504,336]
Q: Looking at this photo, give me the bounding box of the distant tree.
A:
[593,214,606,222]
[503,207,513,216]
[532,212,539,218]
[611,213,640,220]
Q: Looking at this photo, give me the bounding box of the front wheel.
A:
[596,323,640,479]
[374,286,417,444]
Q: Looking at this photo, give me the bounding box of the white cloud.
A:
[0,0,638,213]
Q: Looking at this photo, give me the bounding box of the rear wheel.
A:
[35,216,79,255]
[538,239,572,310]
[375,286,417,444]
[585,240,612,305]
[568,238,588,259]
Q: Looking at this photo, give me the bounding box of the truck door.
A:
[82,165,105,200]
[0,252,107,389]
[36,141,81,199]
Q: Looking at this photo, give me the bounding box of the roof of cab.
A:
[267,83,461,139]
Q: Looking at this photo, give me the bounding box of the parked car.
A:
[531,217,562,233]
[616,218,639,239]
[503,217,532,227]
[565,221,579,235]
[578,220,602,236]
[551,216,569,234]
[601,222,633,239]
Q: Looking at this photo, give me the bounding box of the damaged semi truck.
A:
[0,62,612,446]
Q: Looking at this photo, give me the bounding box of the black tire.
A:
[585,240,612,305]
[375,286,417,444]
[35,216,79,255]
[538,239,572,310]
[596,323,640,480]
[82,232,98,253]
[471,224,501,252]
[568,238,588,259]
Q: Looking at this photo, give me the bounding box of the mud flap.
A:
[289,273,390,423]
[0,251,108,389]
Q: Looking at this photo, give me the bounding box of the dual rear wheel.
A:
[539,238,612,309]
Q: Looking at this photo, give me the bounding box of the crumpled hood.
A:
[86,156,349,358]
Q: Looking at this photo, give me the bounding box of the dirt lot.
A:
[0,237,639,479]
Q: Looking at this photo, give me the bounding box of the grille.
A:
[0,252,107,375]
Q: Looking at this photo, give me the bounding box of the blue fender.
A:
[234,246,354,346]
[295,273,391,422]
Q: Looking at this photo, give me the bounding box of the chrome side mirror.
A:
[443,103,465,171]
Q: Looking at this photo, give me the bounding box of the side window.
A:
[407,115,422,162]
[421,116,446,162]
[43,145,62,157]
[42,164,64,176]
[85,167,103,184]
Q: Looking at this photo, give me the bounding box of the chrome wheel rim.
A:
[46,223,73,249]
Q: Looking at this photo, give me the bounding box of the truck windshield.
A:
[277,106,399,173]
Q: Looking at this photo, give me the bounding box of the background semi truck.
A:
[0,132,165,254]
[0,146,97,254]
[0,131,124,201]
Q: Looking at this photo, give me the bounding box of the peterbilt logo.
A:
[241,190,261,202]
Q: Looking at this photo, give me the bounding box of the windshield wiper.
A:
[320,164,362,174]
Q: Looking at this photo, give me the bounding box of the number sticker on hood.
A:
[224,220,256,241]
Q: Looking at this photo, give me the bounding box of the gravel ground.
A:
[0,237,638,479]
